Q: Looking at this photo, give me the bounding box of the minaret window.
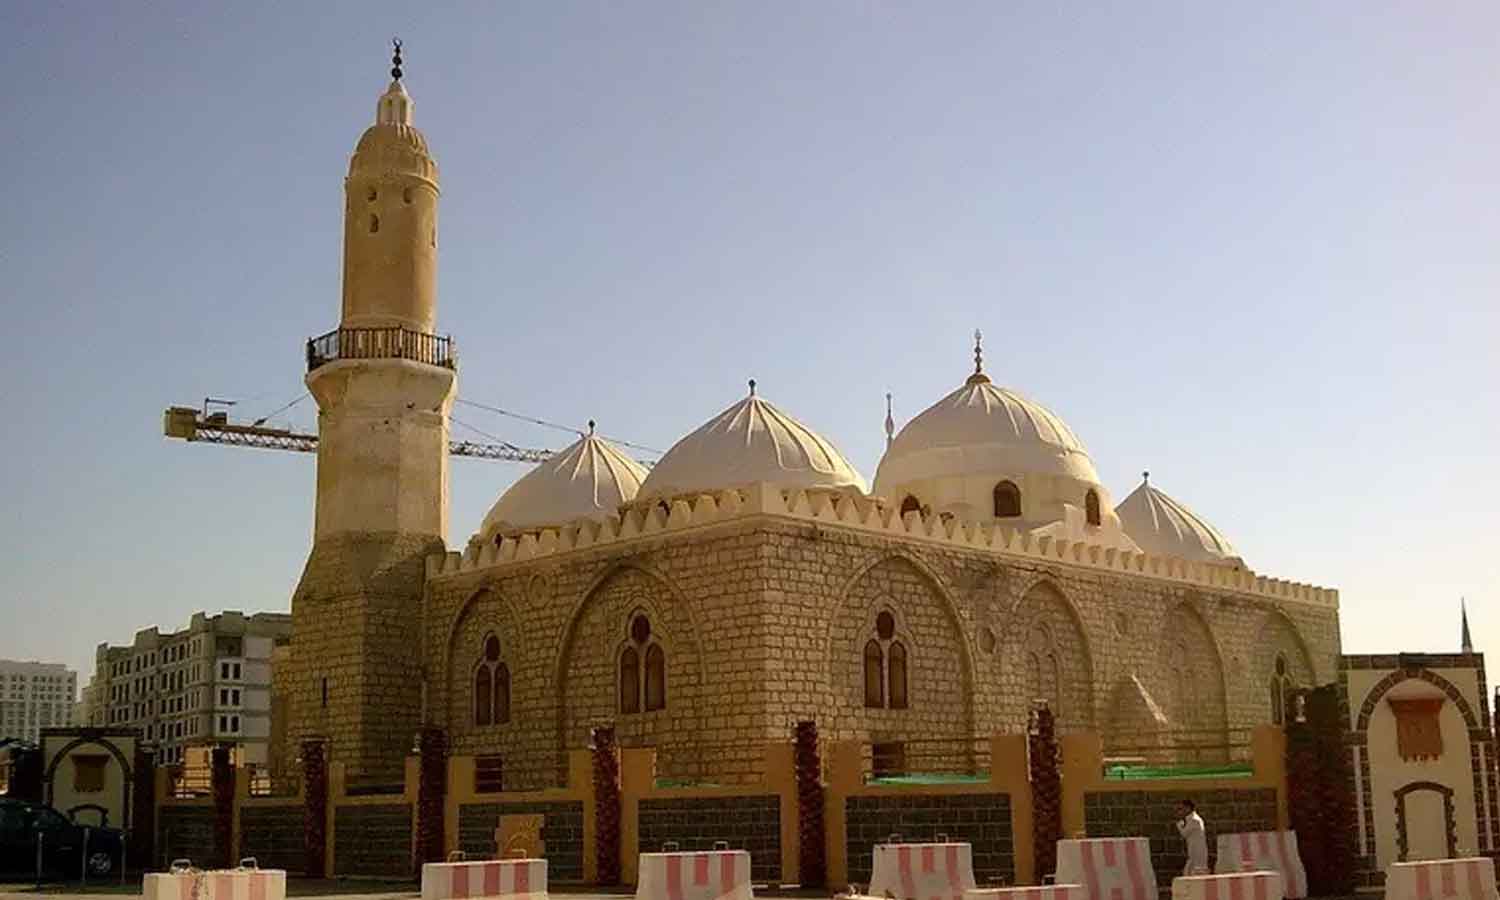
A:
[472,632,511,727]
[367,187,377,202]
[993,481,1022,518]
[403,187,413,204]
[619,613,666,714]
[369,214,380,234]
[1085,489,1102,526]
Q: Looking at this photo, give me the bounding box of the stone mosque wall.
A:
[420,487,1340,785]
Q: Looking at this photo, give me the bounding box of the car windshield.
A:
[32,808,68,830]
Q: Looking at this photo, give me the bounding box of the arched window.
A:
[888,642,909,709]
[645,645,666,711]
[473,632,510,728]
[619,613,666,715]
[900,495,921,518]
[495,663,511,724]
[369,214,380,234]
[473,664,492,727]
[1085,489,1101,526]
[864,609,908,710]
[993,481,1021,518]
[619,646,641,714]
[863,640,885,708]
[403,187,413,204]
[1270,654,1293,725]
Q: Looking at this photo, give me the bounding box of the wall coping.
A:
[428,483,1337,609]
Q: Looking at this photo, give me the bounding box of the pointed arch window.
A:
[620,613,666,714]
[1085,489,1101,526]
[863,640,885,708]
[863,609,909,709]
[900,495,922,518]
[1270,654,1294,725]
[993,481,1021,518]
[472,632,511,727]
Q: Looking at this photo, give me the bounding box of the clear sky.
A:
[2,2,1497,692]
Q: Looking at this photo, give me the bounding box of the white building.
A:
[0,660,77,743]
[91,611,291,766]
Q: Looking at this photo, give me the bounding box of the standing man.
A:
[1176,799,1209,875]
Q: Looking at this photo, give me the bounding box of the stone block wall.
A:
[845,793,1015,887]
[1083,787,1277,884]
[239,804,304,872]
[457,800,585,882]
[333,803,413,878]
[158,805,216,868]
[637,795,781,884]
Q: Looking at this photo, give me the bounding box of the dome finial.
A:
[1142,470,1150,485]
[748,378,757,397]
[884,392,895,449]
[587,419,596,436]
[965,328,991,385]
[390,38,404,82]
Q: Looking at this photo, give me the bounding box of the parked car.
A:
[0,797,123,878]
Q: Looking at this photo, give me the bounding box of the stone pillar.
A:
[1058,731,1103,838]
[993,733,1033,885]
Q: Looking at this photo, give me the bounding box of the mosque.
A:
[283,53,1342,783]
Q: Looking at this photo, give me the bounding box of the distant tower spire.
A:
[965,328,991,385]
[1462,599,1474,654]
[884,392,895,449]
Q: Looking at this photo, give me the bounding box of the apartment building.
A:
[0,660,77,743]
[92,611,291,766]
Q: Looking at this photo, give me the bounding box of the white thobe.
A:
[1177,812,1208,875]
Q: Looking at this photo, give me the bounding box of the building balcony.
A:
[306,326,456,373]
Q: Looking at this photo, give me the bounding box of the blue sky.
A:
[2,2,1497,690]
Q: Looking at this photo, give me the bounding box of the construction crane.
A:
[163,403,554,464]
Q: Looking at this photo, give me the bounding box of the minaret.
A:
[288,42,456,779]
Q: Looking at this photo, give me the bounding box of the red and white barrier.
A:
[966,885,1088,900]
[1172,871,1283,900]
[1386,858,1500,900]
[1213,832,1306,899]
[1055,838,1156,900]
[635,850,753,900]
[420,858,548,900]
[869,842,976,900]
[143,866,286,900]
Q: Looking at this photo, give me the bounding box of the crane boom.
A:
[163,406,553,464]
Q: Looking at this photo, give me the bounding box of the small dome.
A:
[1115,475,1242,565]
[480,429,648,536]
[874,380,1100,494]
[640,384,868,498]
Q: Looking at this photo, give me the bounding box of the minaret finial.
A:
[748,378,757,397]
[965,328,991,385]
[884,392,895,449]
[391,38,404,82]
[1462,598,1474,654]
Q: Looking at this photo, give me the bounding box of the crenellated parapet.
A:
[426,482,1338,609]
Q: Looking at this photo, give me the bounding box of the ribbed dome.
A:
[640,385,868,498]
[874,379,1100,494]
[480,429,648,536]
[1115,476,1242,565]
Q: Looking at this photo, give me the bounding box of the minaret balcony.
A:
[306,326,456,373]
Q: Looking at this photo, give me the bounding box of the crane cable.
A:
[454,398,664,456]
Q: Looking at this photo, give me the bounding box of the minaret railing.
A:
[306,326,456,373]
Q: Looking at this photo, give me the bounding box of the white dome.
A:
[874,376,1101,495]
[1115,476,1242,566]
[480,428,648,535]
[639,384,868,498]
